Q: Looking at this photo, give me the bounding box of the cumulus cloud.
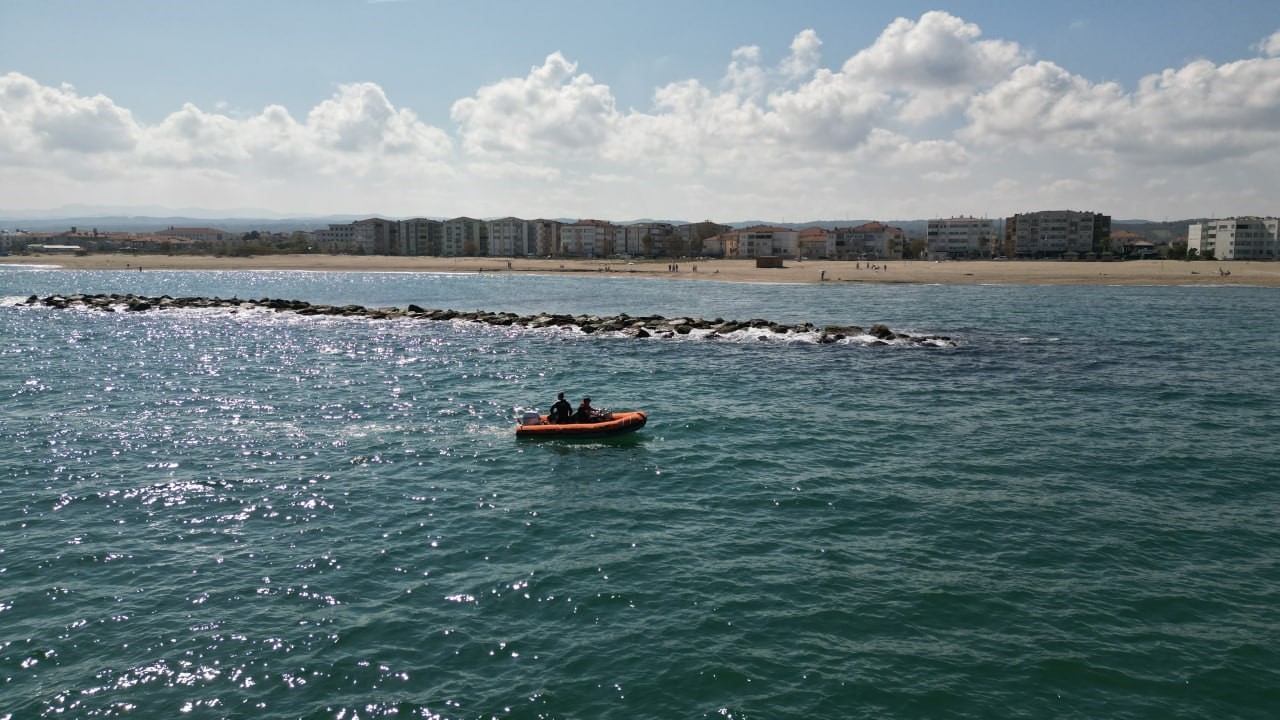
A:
[0,72,139,157]
[6,10,1280,219]
[844,11,1028,121]
[1257,30,1280,57]
[451,52,620,158]
[963,54,1280,165]
[2,72,451,178]
[781,30,824,80]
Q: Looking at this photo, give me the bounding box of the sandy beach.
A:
[3,253,1277,287]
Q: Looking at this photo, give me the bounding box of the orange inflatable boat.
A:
[516,410,648,439]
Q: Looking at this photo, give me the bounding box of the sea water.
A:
[1,267,1277,718]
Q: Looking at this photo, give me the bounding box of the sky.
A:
[3,0,1280,222]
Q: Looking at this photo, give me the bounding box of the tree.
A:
[693,221,722,256]
[641,233,654,257]
[666,233,688,258]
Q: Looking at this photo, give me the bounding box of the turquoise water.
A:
[2,267,1278,718]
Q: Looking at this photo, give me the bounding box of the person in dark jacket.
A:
[573,397,599,423]
[549,392,573,423]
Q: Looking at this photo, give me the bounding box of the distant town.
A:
[3,211,1277,262]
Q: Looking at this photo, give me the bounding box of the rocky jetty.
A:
[18,293,955,346]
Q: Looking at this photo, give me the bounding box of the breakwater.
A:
[19,292,955,345]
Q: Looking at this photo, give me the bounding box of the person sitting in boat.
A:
[573,397,604,423]
[549,392,573,424]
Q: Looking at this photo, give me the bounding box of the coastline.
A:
[3,253,1277,287]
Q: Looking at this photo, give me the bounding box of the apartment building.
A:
[727,225,799,258]
[399,218,442,256]
[441,217,487,256]
[353,218,398,255]
[797,227,833,258]
[1004,210,1110,258]
[314,223,356,252]
[1187,217,1279,260]
[624,222,676,256]
[527,219,562,256]
[926,216,997,258]
[487,217,530,256]
[831,222,905,259]
[560,219,616,257]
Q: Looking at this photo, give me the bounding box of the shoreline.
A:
[3,253,1277,287]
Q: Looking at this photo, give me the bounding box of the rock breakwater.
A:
[18,293,955,346]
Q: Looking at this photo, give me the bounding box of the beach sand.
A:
[3,253,1276,287]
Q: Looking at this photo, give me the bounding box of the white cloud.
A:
[5,11,1280,220]
[844,11,1028,121]
[1257,31,1280,57]
[963,54,1280,165]
[0,73,139,157]
[725,45,768,98]
[451,52,620,158]
[780,30,823,81]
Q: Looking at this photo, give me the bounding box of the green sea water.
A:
[1,268,1277,718]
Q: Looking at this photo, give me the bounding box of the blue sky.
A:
[3,0,1280,221]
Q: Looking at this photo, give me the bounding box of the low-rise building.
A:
[797,227,832,258]
[161,226,237,244]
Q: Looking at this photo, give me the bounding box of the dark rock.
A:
[21,292,951,348]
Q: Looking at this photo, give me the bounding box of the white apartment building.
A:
[926,217,997,258]
[734,225,800,258]
[1187,217,1279,260]
[1005,210,1110,257]
[487,217,530,256]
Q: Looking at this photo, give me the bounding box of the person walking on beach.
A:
[549,392,573,423]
